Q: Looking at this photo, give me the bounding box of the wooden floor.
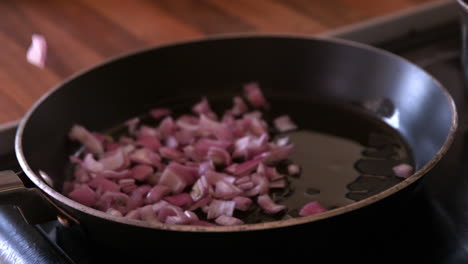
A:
[0,0,441,123]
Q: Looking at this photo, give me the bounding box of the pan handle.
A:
[0,170,79,225]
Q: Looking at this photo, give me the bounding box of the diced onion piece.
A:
[26,34,47,68]
[215,215,244,226]
[299,201,327,217]
[69,125,104,154]
[243,82,268,108]
[392,163,414,178]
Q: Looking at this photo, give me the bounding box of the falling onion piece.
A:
[243,82,268,109]
[274,115,298,133]
[69,125,104,154]
[26,34,47,68]
[299,201,327,217]
[287,164,301,176]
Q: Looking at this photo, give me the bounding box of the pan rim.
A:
[15,33,458,232]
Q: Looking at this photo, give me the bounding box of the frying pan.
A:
[0,35,457,256]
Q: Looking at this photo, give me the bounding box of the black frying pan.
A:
[0,35,457,257]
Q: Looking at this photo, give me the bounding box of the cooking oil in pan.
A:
[238,98,414,223]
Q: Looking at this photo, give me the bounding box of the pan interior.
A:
[64,94,413,224]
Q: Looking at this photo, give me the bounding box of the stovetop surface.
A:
[0,19,467,264]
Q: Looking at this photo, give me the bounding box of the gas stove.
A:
[0,1,466,263]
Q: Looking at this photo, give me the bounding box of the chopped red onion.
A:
[233,134,269,159]
[69,125,104,154]
[125,117,140,135]
[167,162,199,185]
[257,194,286,214]
[190,175,209,201]
[119,178,137,193]
[26,34,47,68]
[174,130,196,146]
[165,136,179,148]
[119,136,135,145]
[243,82,268,109]
[74,166,90,183]
[193,139,231,161]
[130,185,152,207]
[137,126,159,138]
[66,83,312,226]
[136,136,161,152]
[246,116,268,137]
[269,179,287,189]
[158,165,188,194]
[207,146,231,166]
[299,201,327,217]
[244,110,263,119]
[146,172,162,185]
[205,171,235,185]
[230,96,248,116]
[257,163,283,181]
[157,204,185,223]
[188,196,213,211]
[234,175,251,185]
[199,115,233,141]
[176,115,200,131]
[107,208,123,217]
[184,210,199,223]
[146,185,171,204]
[262,144,293,165]
[159,147,185,161]
[212,180,242,200]
[276,137,289,147]
[139,205,160,225]
[151,200,170,212]
[125,209,141,220]
[164,193,194,208]
[129,148,161,167]
[99,149,126,171]
[158,117,176,139]
[165,214,190,225]
[68,185,97,207]
[215,215,244,226]
[225,157,263,176]
[392,163,414,178]
[287,164,301,176]
[97,169,131,179]
[88,177,120,193]
[131,165,154,181]
[192,97,217,120]
[233,196,252,211]
[243,173,269,196]
[198,161,215,176]
[149,108,171,119]
[82,153,104,173]
[97,191,133,215]
[274,115,297,133]
[191,220,215,226]
[69,156,82,164]
[237,181,254,190]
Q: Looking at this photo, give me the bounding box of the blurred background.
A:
[0,0,438,124]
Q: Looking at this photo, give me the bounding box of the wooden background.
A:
[0,0,440,124]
